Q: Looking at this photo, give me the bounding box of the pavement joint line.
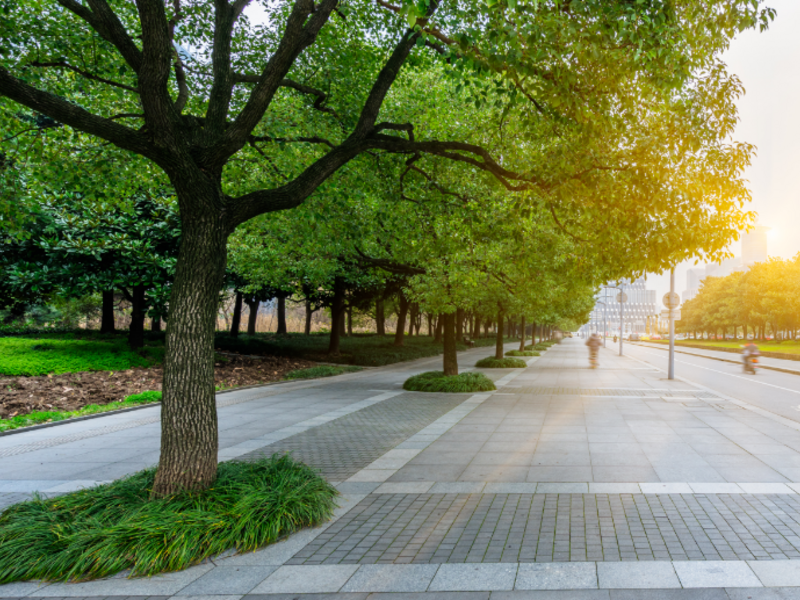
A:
[358,481,800,494]
[625,349,800,433]
[45,560,800,595]
[343,391,495,483]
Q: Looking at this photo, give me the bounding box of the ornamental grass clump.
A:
[475,356,527,369]
[505,350,539,357]
[284,365,362,380]
[0,455,337,583]
[403,371,496,393]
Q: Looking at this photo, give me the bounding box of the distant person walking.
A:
[586,333,602,369]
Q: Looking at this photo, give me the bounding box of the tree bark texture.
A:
[101,290,116,333]
[246,298,260,334]
[376,297,385,335]
[128,285,146,349]
[305,299,313,335]
[519,316,526,351]
[328,278,345,354]
[276,296,287,334]
[495,309,505,359]
[442,313,458,376]
[456,308,464,340]
[151,317,162,332]
[152,217,227,497]
[230,291,243,337]
[394,293,409,347]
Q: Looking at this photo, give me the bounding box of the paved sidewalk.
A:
[6,339,800,598]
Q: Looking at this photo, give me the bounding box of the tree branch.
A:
[250,134,335,148]
[135,0,180,144]
[54,0,143,73]
[208,0,340,165]
[28,61,138,93]
[354,247,427,275]
[0,67,157,159]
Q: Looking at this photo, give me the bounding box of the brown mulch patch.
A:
[0,354,316,420]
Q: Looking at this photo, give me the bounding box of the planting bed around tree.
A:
[0,455,337,583]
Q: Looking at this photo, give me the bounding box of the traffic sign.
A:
[662,291,680,309]
[616,292,628,303]
[661,309,681,321]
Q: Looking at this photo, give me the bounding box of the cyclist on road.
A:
[586,333,602,368]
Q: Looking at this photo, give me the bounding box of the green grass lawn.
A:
[0,334,164,376]
[1,331,517,377]
[0,391,162,433]
[647,338,800,355]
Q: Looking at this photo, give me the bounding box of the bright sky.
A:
[648,0,800,302]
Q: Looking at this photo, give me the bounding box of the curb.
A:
[632,343,800,377]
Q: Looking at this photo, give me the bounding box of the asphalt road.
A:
[617,341,800,424]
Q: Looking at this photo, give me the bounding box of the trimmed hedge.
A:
[475,356,527,369]
[505,350,539,357]
[403,371,496,393]
[284,365,362,380]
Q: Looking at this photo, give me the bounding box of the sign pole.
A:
[668,268,675,380]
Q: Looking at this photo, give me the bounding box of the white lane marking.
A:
[630,347,800,396]
[625,351,800,432]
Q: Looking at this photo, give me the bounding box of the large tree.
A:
[0,0,772,494]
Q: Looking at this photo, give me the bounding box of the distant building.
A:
[682,225,769,301]
[584,277,657,335]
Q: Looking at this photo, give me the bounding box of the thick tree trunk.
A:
[305,299,313,335]
[128,285,146,349]
[329,278,345,354]
[442,313,458,376]
[151,316,162,332]
[152,216,228,497]
[230,291,243,337]
[394,293,410,347]
[101,290,116,333]
[495,309,505,359]
[376,297,385,335]
[434,313,443,343]
[519,316,526,351]
[276,296,287,334]
[246,298,259,335]
[427,313,433,336]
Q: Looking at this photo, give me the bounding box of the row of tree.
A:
[678,255,800,340]
[1,0,772,495]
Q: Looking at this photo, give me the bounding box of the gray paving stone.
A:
[515,563,597,590]
[609,590,729,600]
[175,566,276,595]
[0,580,45,597]
[250,565,359,594]
[748,560,800,586]
[494,592,610,600]
[340,565,439,592]
[596,562,680,589]
[28,564,213,596]
[429,564,518,591]
[673,561,762,588]
[365,593,488,600]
